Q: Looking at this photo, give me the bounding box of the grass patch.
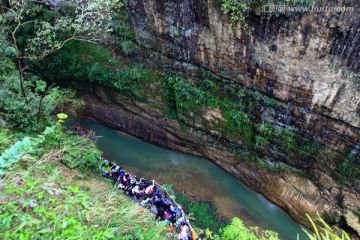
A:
[0,125,167,239]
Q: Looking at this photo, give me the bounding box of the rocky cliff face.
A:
[128,0,360,128]
[76,0,359,235]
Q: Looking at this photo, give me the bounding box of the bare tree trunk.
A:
[16,57,28,102]
[10,30,29,103]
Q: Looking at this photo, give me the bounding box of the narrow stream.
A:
[79,120,308,240]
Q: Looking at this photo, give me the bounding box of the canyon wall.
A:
[75,0,359,235]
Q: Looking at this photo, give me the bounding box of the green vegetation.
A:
[165,187,352,240]
[0,128,47,175]
[176,194,229,234]
[0,117,167,239]
[218,218,279,240]
[35,37,320,178]
[1,1,354,239]
[162,186,284,239]
[160,73,318,169]
[0,0,112,133]
[162,184,230,234]
[111,8,140,56]
[0,2,169,236]
[0,0,121,104]
[37,40,159,101]
[221,0,314,28]
[0,61,83,133]
[27,13,313,171]
[221,0,252,27]
[205,213,352,240]
[334,152,360,187]
[303,213,351,240]
[0,125,13,152]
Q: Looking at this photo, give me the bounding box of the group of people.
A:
[101,159,197,240]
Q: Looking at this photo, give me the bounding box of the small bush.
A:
[219,217,279,240]
[176,194,229,234]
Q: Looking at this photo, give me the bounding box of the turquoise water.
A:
[79,120,308,240]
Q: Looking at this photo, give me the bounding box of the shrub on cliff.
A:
[221,0,313,28]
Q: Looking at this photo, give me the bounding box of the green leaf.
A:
[0,137,34,174]
[57,113,68,120]
[81,201,90,210]
[4,46,17,57]
[38,228,51,233]
[71,185,79,194]
[85,212,90,222]
[306,213,320,238]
